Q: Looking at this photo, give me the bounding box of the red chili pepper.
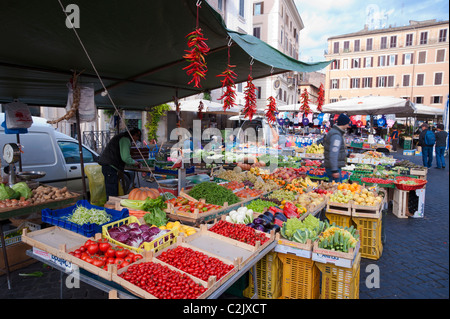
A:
[265,96,277,124]
[317,83,325,113]
[243,74,258,120]
[183,28,210,88]
[300,88,312,115]
[217,64,237,111]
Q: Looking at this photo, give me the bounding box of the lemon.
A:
[166,222,174,229]
[159,225,167,230]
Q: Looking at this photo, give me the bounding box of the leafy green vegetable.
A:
[143,208,168,227]
[0,183,19,200]
[19,271,44,277]
[246,199,275,213]
[11,182,32,199]
[68,205,112,225]
[188,182,240,206]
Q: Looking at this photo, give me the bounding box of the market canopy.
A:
[277,103,321,114]
[413,104,444,117]
[0,0,331,111]
[167,98,242,114]
[321,96,416,116]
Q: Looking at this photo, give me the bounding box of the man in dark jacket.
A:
[324,113,350,182]
[418,123,434,168]
[98,128,142,199]
[434,124,448,169]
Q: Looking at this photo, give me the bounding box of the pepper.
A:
[283,202,299,219]
[243,73,257,120]
[217,64,237,111]
[183,28,210,88]
[265,96,278,124]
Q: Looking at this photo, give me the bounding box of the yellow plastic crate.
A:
[277,253,320,299]
[243,251,282,299]
[102,216,178,254]
[352,216,383,260]
[317,253,361,299]
[326,212,355,228]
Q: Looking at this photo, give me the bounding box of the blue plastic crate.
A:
[154,165,195,175]
[41,200,129,237]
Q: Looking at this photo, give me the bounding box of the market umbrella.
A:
[413,104,444,117]
[277,103,320,113]
[322,96,416,116]
[0,0,332,110]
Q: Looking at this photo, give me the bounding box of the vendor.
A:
[389,126,399,152]
[98,128,142,200]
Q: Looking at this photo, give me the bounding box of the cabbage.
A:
[11,182,32,199]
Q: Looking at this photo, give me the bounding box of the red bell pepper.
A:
[283,202,299,219]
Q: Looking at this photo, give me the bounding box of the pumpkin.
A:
[128,187,159,200]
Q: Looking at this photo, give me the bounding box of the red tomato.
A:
[99,241,111,253]
[115,248,128,259]
[133,254,143,262]
[87,243,99,255]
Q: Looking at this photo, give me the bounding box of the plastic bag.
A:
[66,82,96,123]
[84,165,107,206]
[4,101,33,129]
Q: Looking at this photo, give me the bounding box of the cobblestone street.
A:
[1,152,448,300]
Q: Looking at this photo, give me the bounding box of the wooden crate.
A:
[275,233,313,259]
[351,201,382,219]
[392,189,409,218]
[312,232,360,269]
[326,200,352,216]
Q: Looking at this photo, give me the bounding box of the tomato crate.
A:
[325,212,355,229]
[243,250,282,299]
[316,253,361,299]
[102,216,178,255]
[277,252,320,299]
[352,216,383,260]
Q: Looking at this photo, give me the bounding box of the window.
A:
[344,41,350,52]
[415,96,424,104]
[364,57,373,68]
[387,76,395,87]
[352,58,361,68]
[351,78,360,88]
[218,0,223,11]
[354,39,360,52]
[377,76,387,88]
[390,35,397,48]
[418,51,426,64]
[388,54,397,66]
[402,74,410,87]
[431,96,443,104]
[342,59,349,69]
[58,142,96,164]
[331,79,339,89]
[362,77,373,88]
[254,2,263,15]
[333,42,339,54]
[436,49,445,62]
[439,29,447,42]
[434,72,443,85]
[253,27,261,39]
[256,86,262,99]
[378,55,386,66]
[331,59,340,70]
[416,74,425,86]
[420,32,428,45]
[406,33,413,46]
[380,36,387,49]
[402,53,413,65]
[366,38,373,51]
[341,78,349,89]
[237,83,243,93]
[280,28,283,44]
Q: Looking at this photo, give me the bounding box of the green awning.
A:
[0,0,331,110]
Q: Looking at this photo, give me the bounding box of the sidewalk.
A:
[0,152,448,299]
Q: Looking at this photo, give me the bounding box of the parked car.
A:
[1,113,99,194]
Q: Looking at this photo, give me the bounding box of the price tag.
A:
[50,254,74,272]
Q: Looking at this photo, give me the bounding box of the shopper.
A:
[389,126,400,152]
[324,113,351,183]
[418,123,435,168]
[98,128,142,199]
[434,124,448,169]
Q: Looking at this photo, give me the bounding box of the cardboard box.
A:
[0,242,37,275]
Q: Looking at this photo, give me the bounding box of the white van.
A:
[0,113,99,193]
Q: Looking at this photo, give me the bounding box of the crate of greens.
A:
[41,200,129,237]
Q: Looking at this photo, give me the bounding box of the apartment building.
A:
[251,0,304,110]
[324,19,449,110]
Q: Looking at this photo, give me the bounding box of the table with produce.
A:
[17,151,429,299]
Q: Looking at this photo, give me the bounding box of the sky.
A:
[294,0,450,63]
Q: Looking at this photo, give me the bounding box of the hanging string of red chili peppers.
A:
[317,83,325,113]
[217,42,237,111]
[265,96,277,124]
[198,101,204,120]
[183,2,210,88]
[243,63,257,121]
[300,88,312,115]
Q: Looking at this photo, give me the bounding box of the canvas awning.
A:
[0,0,331,111]
[322,96,416,116]
[277,103,321,113]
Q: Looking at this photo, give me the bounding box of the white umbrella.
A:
[413,104,444,116]
[277,103,321,113]
[322,96,416,116]
[168,99,223,112]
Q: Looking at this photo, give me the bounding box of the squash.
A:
[128,187,159,200]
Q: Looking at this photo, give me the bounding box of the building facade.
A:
[324,19,449,110]
[251,0,304,110]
